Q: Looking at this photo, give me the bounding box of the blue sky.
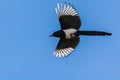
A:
[0,0,120,80]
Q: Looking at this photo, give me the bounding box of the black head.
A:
[50,30,65,38]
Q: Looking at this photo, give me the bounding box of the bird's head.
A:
[50,30,65,38]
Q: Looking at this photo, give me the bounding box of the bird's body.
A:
[51,3,112,58]
[53,28,78,39]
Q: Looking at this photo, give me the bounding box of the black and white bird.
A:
[50,3,112,58]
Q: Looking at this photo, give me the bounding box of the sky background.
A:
[0,0,120,80]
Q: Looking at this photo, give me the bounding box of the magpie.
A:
[50,3,112,58]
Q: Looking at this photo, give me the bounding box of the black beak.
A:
[49,35,53,37]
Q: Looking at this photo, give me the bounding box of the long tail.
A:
[78,31,112,36]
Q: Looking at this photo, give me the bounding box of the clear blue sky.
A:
[0,0,119,80]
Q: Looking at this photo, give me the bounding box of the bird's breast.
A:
[63,28,77,39]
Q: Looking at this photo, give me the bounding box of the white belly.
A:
[63,28,77,39]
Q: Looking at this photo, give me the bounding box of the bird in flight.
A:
[50,3,112,58]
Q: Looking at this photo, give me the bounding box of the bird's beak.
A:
[49,35,53,37]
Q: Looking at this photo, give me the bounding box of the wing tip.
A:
[54,47,74,58]
[55,2,78,18]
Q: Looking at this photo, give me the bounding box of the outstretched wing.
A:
[55,3,81,30]
[54,37,80,58]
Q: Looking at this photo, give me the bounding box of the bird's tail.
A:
[78,31,112,36]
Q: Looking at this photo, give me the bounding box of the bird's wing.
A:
[54,37,80,58]
[55,3,81,30]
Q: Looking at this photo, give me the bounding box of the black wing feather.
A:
[59,15,81,30]
[55,3,81,30]
[56,37,80,50]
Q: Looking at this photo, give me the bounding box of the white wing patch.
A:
[63,28,77,39]
[54,47,74,58]
[55,3,78,18]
